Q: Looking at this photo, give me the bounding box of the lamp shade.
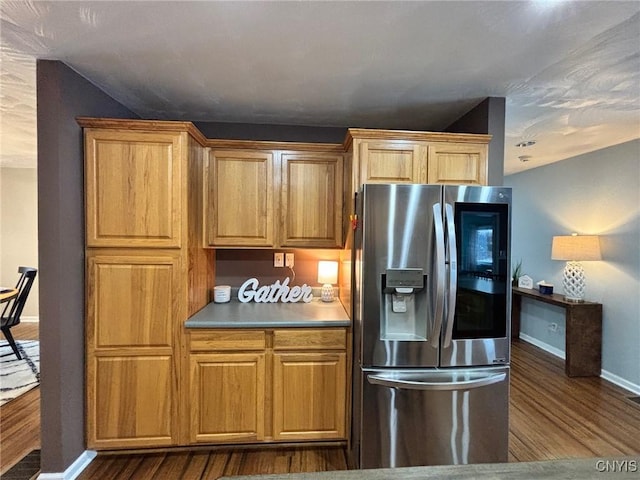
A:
[317,261,338,285]
[551,234,601,261]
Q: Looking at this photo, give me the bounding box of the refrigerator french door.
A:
[351,183,511,469]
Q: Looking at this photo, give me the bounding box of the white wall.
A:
[505,139,640,392]
[0,167,39,317]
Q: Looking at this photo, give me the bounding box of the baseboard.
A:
[519,334,640,396]
[37,450,96,480]
[601,370,640,396]
[519,333,566,360]
[20,316,39,323]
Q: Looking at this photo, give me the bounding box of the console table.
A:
[511,287,603,377]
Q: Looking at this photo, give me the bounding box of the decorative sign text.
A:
[238,277,313,303]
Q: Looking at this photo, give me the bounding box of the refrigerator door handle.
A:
[367,372,506,391]
[443,203,457,348]
[431,203,446,348]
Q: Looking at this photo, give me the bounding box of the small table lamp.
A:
[551,233,601,302]
[317,261,338,302]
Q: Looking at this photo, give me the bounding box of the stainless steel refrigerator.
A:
[351,183,511,469]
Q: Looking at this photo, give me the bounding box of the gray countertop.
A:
[185,298,351,328]
[219,457,640,479]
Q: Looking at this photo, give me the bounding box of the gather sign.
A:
[238,277,313,303]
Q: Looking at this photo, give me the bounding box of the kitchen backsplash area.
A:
[215,249,342,296]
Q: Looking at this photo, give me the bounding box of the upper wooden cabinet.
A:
[358,140,427,184]
[345,129,491,193]
[428,142,488,185]
[204,142,344,249]
[206,149,276,247]
[84,129,184,248]
[280,152,343,248]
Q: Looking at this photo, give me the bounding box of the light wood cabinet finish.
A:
[80,118,215,450]
[344,129,491,194]
[204,144,344,249]
[91,355,176,448]
[358,141,426,184]
[84,130,183,248]
[273,352,347,441]
[280,152,343,248]
[206,150,276,247]
[273,328,346,350]
[427,142,488,185]
[190,353,266,443]
[188,328,348,445]
[88,255,176,349]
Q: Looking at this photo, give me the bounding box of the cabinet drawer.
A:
[273,328,346,350]
[190,330,266,352]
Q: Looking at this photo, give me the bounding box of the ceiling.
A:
[1,1,639,174]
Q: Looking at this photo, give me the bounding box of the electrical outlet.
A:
[274,252,284,267]
[285,253,295,268]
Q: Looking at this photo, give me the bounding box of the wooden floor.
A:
[0,322,40,476]
[2,326,639,478]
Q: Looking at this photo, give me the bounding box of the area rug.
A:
[0,340,40,406]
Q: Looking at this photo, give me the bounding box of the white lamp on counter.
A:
[551,233,601,302]
[317,261,338,302]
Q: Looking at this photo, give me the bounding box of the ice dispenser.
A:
[381,268,427,341]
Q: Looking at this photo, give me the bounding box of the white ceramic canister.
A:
[213,285,231,303]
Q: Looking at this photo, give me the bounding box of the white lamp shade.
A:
[551,235,601,261]
[317,261,338,285]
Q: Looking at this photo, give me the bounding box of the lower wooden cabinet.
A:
[188,328,348,444]
[273,352,346,441]
[90,355,177,448]
[189,353,266,443]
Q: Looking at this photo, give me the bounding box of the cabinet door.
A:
[86,254,180,449]
[190,353,266,443]
[85,130,183,248]
[359,141,426,185]
[427,142,488,185]
[280,152,343,248]
[89,355,177,448]
[206,150,276,247]
[273,352,347,441]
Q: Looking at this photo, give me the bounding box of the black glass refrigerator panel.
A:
[453,202,509,340]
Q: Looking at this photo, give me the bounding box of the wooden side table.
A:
[511,286,603,377]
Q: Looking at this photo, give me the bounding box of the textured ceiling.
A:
[1,1,639,174]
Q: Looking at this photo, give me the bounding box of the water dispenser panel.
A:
[385,268,424,290]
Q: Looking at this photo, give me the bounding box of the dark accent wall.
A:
[445,97,506,185]
[36,60,137,473]
[216,249,341,289]
[194,121,347,143]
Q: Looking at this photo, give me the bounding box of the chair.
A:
[1,266,37,360]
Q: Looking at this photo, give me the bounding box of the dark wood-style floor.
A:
[1,324,639,478]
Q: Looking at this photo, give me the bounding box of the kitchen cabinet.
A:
[204,142,344,248]
[188,327,348,444]
[206,149,276,247]
[84,129,184,248]
[80,118,215,449]
[344,129,491,195]
[357,140,427,184]
[272,328,347,441]
[280,152,343,248]
[427,142,488,185]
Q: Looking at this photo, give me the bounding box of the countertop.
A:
[185,298,351,328]
[218,457,640,479]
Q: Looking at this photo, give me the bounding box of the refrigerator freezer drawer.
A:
[359,366,509,469]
